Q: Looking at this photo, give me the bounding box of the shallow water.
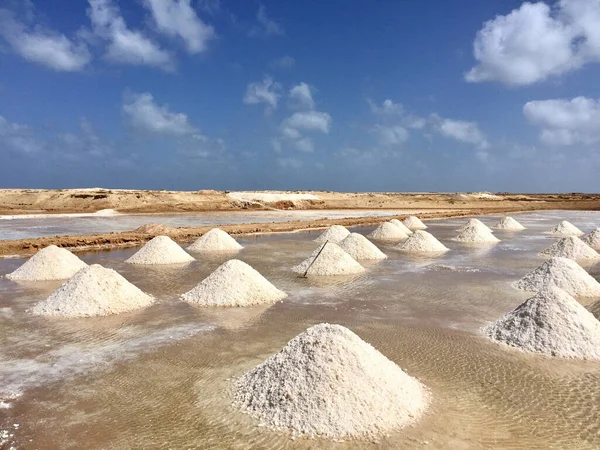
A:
[0,209,452,240]
[1,211,600,449]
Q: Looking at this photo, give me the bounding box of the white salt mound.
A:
[5,245,88,281]
[540,236,600,261]
[233,323,429,439]
[125,236,195,265]
[458,218,493,233]
[493,216,526,231]
[292,243,365,276]
[339,233,387,261]
[32,264,153,318]
[582,228,600,250]
[181,259,285,307]
[402,216,427,230]
[186,228,243,253]
[546,220,584,236]
[395,230,448,253]
[389,219,413,235]
[512,257,600,297]
[367,222,408,241]
[483,286,600,359]
[453,225,500,243]
[314,225,350,244]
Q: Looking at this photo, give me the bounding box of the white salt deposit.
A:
[32,264,153,318]
[453,225,500,243]
[125,236,195,265]
[457,218,493,233]
[5,245,88,281]
[512,257,600,297]
[493,216,526,231]
[314,225,350,244]
[227,191,320,203]
[233,323,429,439]
[540,236,600,261]
[395,230,449,253]
[546,220,584,236]
[292,242,365,276]
[186,228,243,253]
[483,286,600,359]
[181,259,286,307]
[389,219,413,235]
[402,216,427,230]
[582,228,600,250]
[367,222,409,241]
[339,233,387,260]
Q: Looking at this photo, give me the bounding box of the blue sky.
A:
[1,0,600,192]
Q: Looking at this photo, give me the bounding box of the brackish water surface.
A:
[1,211,600,449]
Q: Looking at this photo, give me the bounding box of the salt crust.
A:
[395,230,449,253]
[187,228,243,253]
[125,236,195,265]
[292,243,365,276]
[314,225,351,244]
[339,233,387,260]
[6,245,87,281]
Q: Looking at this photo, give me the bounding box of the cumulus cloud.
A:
[143,0,215,53]
[432,114,489,149]
[243,76,281,111]
[0,9,91,71]
[293,137,314,153]
[123,92,197,135]
[368,98,403,115]
[466,0,600,86]
[282,111,332,134]
[249,4,284,37]
[88,0,174,70]
[269,55,295,69]
[371,125,409,146]
[524,96,600,145]
[288,82,315,110]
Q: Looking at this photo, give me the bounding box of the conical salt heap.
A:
[582,228,600,250]
[233,323,429,439]
[395,230,449,253]
[5,245,88,281]
[389,219,413,235]
[339,233,387,261]
[483,286,600,359]
[457,218,492,233]
[32,264,154,318]
[367,222,408,241]
[314,225,350,244]
[181,259,286,307]
[292,242,365,276]
[546,220,584,236]
[402,216,427,230]
[453,223,500,243]
[540,236,600,261]
[493,216,526,231]
[125,236,195,264]
[512,257,600,297]
[186,228,243,253]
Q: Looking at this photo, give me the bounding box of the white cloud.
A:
[243,76,281,111]
[368,98,403,115]
[433,115,489,149]
[371,124,408,146]
[0,116,42,154]
[294,137,314,153]
[88,0,174,70]
[269,55,295,69]
[288,82,315,110]
[123,92,197,135]
[466,0,600,86]
[143,0,215,53]
[0,9,91,71]
[250,4,284,37]
[282,111,332,134]
[277,157,302,170]
[523,96,600,145]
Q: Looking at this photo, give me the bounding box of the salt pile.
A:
[5,245,87,281]
[395,230,449,253]
[546,220,584,236]
[367,222,408,241]
[314,225,350,244]
[458,218,492,233]
[339,233,387,260]
[233,323,429,439]
[125,236,195,264]
[134,223,178,235]
[453,224,500,243]
[483,286,600,359]
[292,242,365,276]
[402,216,427,230]
[540,236,600,261]
[493,216,526,231]
[181,259,286,307]
[186,228,243,253]
[582,228,600,250]
[512,257,600,297]
[389,219,413,235]
[32,264,153,318]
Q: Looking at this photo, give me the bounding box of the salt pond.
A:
[1,210,600,449]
